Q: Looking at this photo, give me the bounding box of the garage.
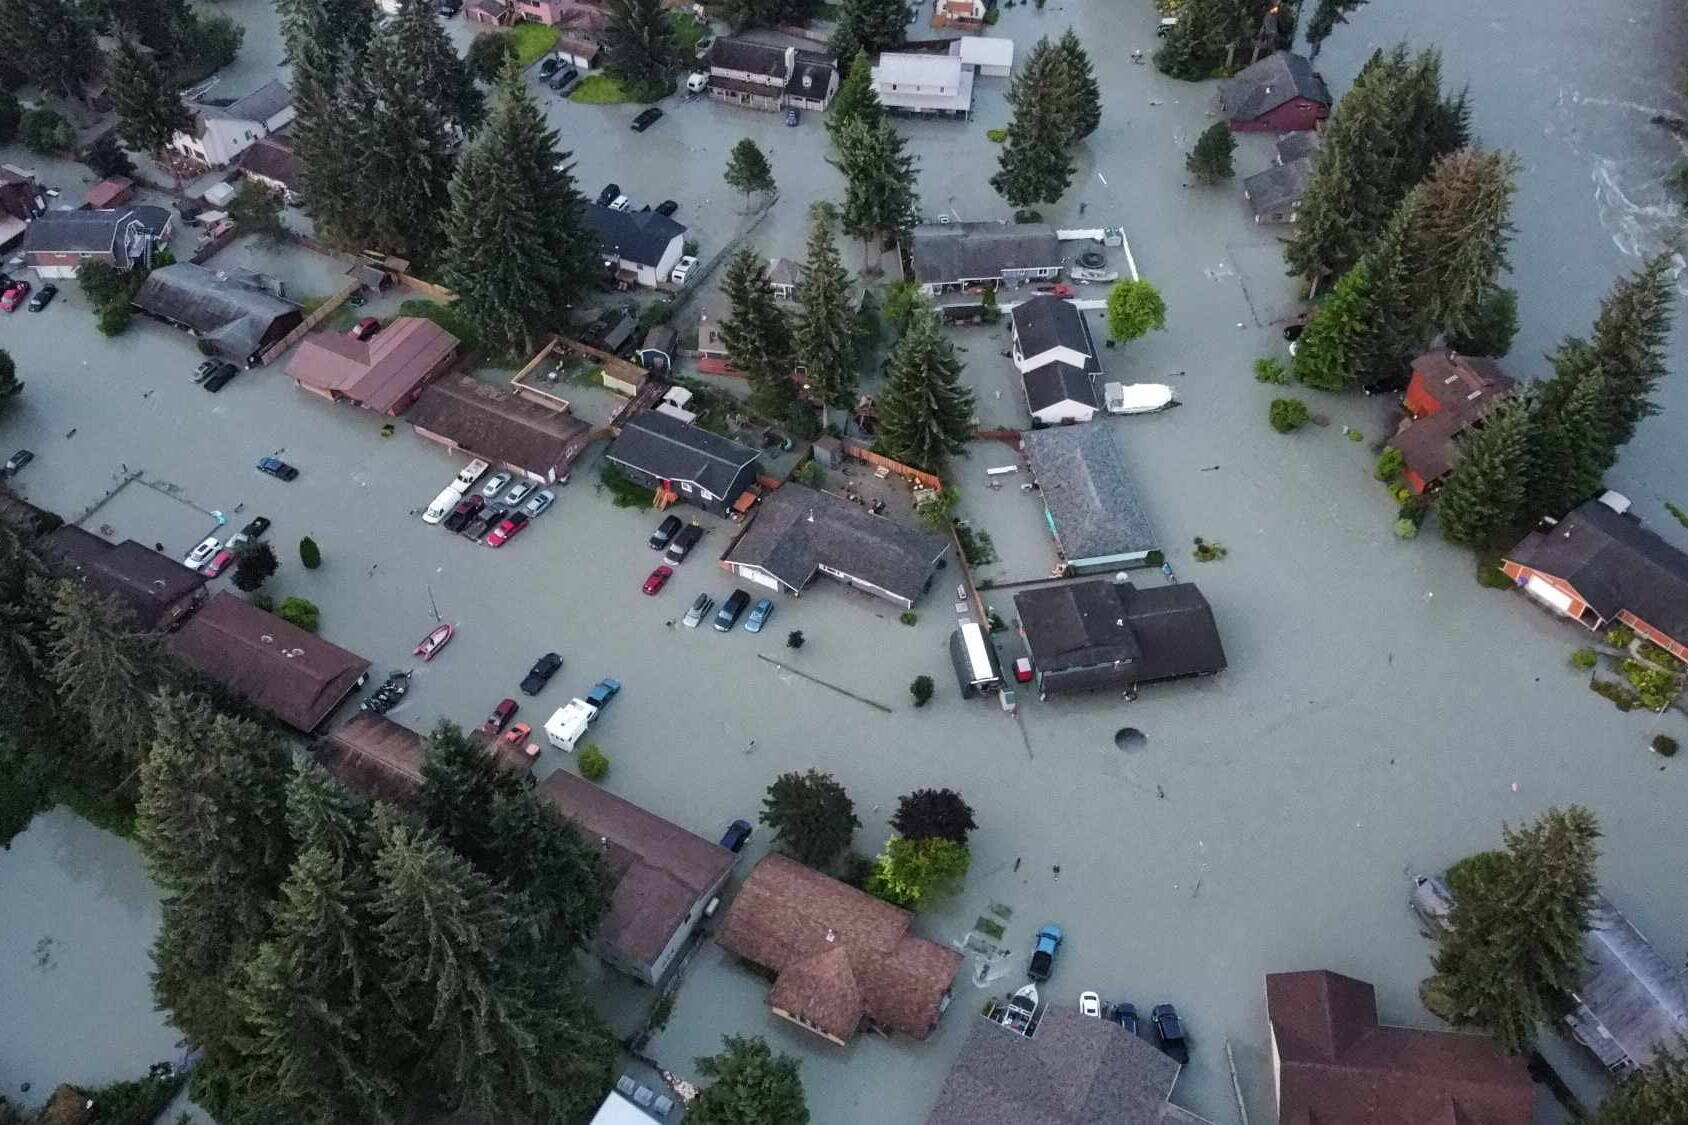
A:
[1524,575,1574,616]
[732,564,783,593]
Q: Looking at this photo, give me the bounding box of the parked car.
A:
[538,56,561,79]
[642,565,673,595]
[501,480,534,507]
[183,536,220,569]
[549,67,580,93]
[1028,924,1062,982]
[27,284,57,311]
[481,698,518,736]
[785,107,799,126]
[682,592,714,628]
[686,70,709,94]
[1,280,29,311]
[744,598,773,633]
[479,471,513,499]
[713,589,750,631]
[520,652,563,695]
[193,358,219,383]
[669,255,698,285]
[1079,991,1102,1019]
[423,483,464,524]
[655,199,678,217]
[630,107,663,131]
[520,489,556,519]
[203,363,241,392]
[435,0,461,13]
[256,456,299,481]
[201,548,235,577]
[443,494,485,532]
[608,194,632,213]
[227,516,270,548]
[719,819,753,853]
[1109,1002,1140,1035]
[470,506,507,541]
[1151,1004,1188,1064]
[597,183,621,206]
[648,514,682,550]
[2,449,33,476]
[664,523,703,564]
[350,317,380,341]
[501,721,531,745]
[584,677,620,710]
[485,510,529,547]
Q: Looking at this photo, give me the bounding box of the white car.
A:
[609,195,632,213]
[502,480,535,506]
[670,255,698,285]
[480,471,513,499]
[1079,991,1102,1018]
[182,536,220,569]
[422,483,465,524]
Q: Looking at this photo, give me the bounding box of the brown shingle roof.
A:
[1410,349,1517,413]
[39,526,206,629]
[1268,970,1532,1125]
[404,375,590,478]
[1390,407,1487,486]
[715,854,962,1041]
[287,317,458,414]
[317,712,532,802]
[168,592,369,731]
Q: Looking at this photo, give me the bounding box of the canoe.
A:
[414,623,455,661]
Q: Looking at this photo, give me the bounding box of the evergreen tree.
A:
[277,0,373,67]
[1432,806,1600,1053]
[991,37,1076,208]
[723,137,776,208]
[0,347,20,407]
[109,36,193,172]
[1292,193,1421,389]
[486,786,612,951]
[285,0,370,245]
[419,720,515,871]
[84,133,137,179]
[1448,286,1520,357]
[46,579,160,781]
[0,0,100,99]
[759,769,860,869]
[1584,251,1677,447]
[1153,0,1249,80]
[1436,400,1531,545]
[1586,1043,1688,1125]
[352,26,459,260]
[876,305,974,472]
[1055,29,1101,143]
[443,63,597,358]
[794,205,858,427]
[719,249,798,420]
[1405,147,1519,342]
[1518,386,1579,523]
[1304,0,1367,59]
[690,1035,810,1125]
[387,0,482,130]
[830,0,905,65]
[465,29,517,84]
[1186,120,1236,184]
[1543,347,1619,512]
[601,0,675,96]
[836,117,920,268]
[0,526,54,730]
[826,54,881,148]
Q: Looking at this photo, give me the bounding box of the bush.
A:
[954,523,997,566]
[1604,625,1635,649]
[1392,484,1414,504]
[1621,659,1679,710]
[1475,563,1514,590]
[1571,647,1598,670]
[249,591,274,611]
[1652,734,1679,757]
[1394,518,1418,540]
[1268,397,1310,433]
[1590,678,1639,711]
[1346,428,1363,442]
[1253,356,1289,384]
[986,127,1007,143]
[899,611,918,626]
[796,459,826,488]
[1638,639,1682,668]
[786,629,805,649]
[97,303,134,336]
[578,743,609,781]
[910,675,934,707]
[298,535,321,569]
[1375,447,1406,482]
[599,462,654,509]
[20,107,72,154]
[1192,535,1228,561]
[276,596,320,633]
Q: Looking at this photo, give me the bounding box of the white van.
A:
[422,482,465,524]
[544,699,599,752]
[686,71,709,94]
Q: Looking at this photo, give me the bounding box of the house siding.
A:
[1028,399,1096,427]
[1233,97,1328,133]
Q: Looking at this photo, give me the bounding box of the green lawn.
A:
[510,21,558,67]
[570,73,631,104]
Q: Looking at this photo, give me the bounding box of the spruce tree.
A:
[277,0,373,67]
[1292,195,1420,390]
[0,348,18,407]
[1185,121,1236,184]
[1055,29,1102,144]
[876,305,974,472]
[1448,287,1520,357]
[1303,0,1367,59]
[826,52,882,150]
[387,0,481,129]
[0,0,100,99]
[830,0,905,65]
[286,0,370,245]
[353,25,460,261]
[795,205,858,428]
[723,137,776,209]
[991,37,1076,208]
[0,527,55,730]
[444,62,596,358]
[1585,251,1676,447]
[486,786,612,951]
[46,580,160,782]
[720,248,798,420]
[1153,0,1244,80]
[109,36,193,172]
[1405,147,1519,342]
[1552,353,1620,508]
[1519,387,1578,523]
[1435,400,1531,546]
[601,0,674,97]
[419,720,516,871]
[837,117,920,268]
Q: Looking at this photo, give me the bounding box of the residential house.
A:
[1014,577,1227,698]
[955,36,1013,77]
[83,176,135,209]
[168,592,370,731]
[906,221,1062,297]
[169,80,295,169]
[405,373,591,484]
[0,165,46,248]
[1242,132,1322,224]
[1502,495,1688,662]
[715,853,964,1045]
[1011,296,1104,424]
[584,203,686,288]
[931,0,993,31]
[703,38,838,113]
[605,411,760,516]
[288,316,459,415]
[872,52,975,118]
[22,205,172,279]
[589,1085,677,1124]
[1218,51,1331,132]
[767,256,801,301]
[513,0,570,21]
[1022,425,1156,570]
[1267,970,1533,1123]
[1388,349,1518,493]
[463,0,512,23]
[537,770,738,984]
[316,711,533,806]
[132,264,303,366]
[556,34,602,68]
[927,1006,1214,1124]
[722,483,950,609]
[237,132,302,203]
[1564,893,1688,1073]
[38,527,206,631]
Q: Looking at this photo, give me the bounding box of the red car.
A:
[643,564,673,595]
[0,280,30,312]
[502,721,531,745]
[481,697,517,736]
[485,510,529,547]
[350,317,381,341]
[201,548,235,577]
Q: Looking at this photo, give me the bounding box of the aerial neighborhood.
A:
[2,0,1687,1123]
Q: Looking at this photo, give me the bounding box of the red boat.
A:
[414,622,455,661]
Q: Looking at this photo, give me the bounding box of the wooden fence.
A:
[838,442,944,491]
[256,277,361,366]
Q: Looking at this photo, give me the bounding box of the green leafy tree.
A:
[84,133,137,179]
[1436,400,1531,545]
[719,248,798,420]
[690,1035,810,1125]
[109,36,193,174]
[1586,1042,1688,1125]
[865,834,970,908]
[443,63,598,358]
[760,769,860,868]
[0,0,100,99]
[1055,29,1101,143]
[228,180,286,243]
[276,596,320,632]
[601,0,675,97]
[830,0,905,64]
[1304,0,1367,58]
[837,116,920,268]
[891,787,976,845]
[465,30,517,84]
[876,305,974,472]
[19,108,73,154]
[1448,287,1520,357]
[0,348,20,408]
[881,279,924,338]
[47,580,160,781]
[1106,279,1167,342]
[826,53,882,148]
[1186,120,1236,184]
[991,37,1076,207]
[724,137,776,208]
[190,12,245,76]
[230,540,279,593]
[1431,806,1600,1053]
[794,206,858,428]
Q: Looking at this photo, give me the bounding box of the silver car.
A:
[480,471,512,499]
[520,489,556,518]
[682,593,714,628]
[502,480,535,506]
[182,535,220,569]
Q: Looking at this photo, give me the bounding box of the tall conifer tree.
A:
[876,306,974,472]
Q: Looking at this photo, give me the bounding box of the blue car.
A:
[744,598,774,633]
[585,677,621,710]
[719,819,753,852]
[1028,924,1062,982]
[256,456,298,481]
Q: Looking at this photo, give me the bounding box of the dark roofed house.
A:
[1012,296,1104,425]
[22,205,172,279]
[605,410,760,517]
[583,203,687,288]
[716,853,963,1045]
[39,527,207,631]
[928,1006,1214,1125]
[1022,426,1156,570]
[1242,133,1322,224]
[288,316,459,415]
[316,712,531,805]
[1268,969,1533,1124]
[132,263,302,366]
[723,483,950,609]
[1218,51,1331,132]
[405,373,591,484]
[1565,893,1688,1073]
[537,770,737,984]
[704,38,839,113]
[237,132,302,202]
[168,592,369,731]
[1014,578,1226,697]
[907,221,1062,296]
[1388,350,1519,493]
[1503,496,1688,662]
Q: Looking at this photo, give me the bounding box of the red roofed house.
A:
[715,853,963,1046]
[1388,349,1518,493]
[83,176,135,209]
[1267,969,1533,1124]
[287,316,459,416]
[1217,51,1331,132]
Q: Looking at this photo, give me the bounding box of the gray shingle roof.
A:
[1275,130,1322,163]
[786,52,837,97]
[1022,362,1098,414]
[908,222,1062,285]
[607,411,759,498]
[708,37,788,76]
[723,483,950,604]
[1014,579,1227,686]
[1242,157,1313,218]
[1012,295,1096,364]
[1506,500,1688,642]
[1022,425,1155,563]
[1218,51,1331,121]
[1568,894,1688,1070]
[197,80,292,124]
[23,205,171,264]
[583,204,686,268]
[132,264,300,360]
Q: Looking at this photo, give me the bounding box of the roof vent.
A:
[802,73,814,89]
[825,928,837,943]
[1112,570,1129,584]
[283,647,304,658]
[260,633,274,644]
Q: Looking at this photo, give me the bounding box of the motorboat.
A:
[414,623,455,661]
[360,670,410,714]
[1103,382,1178,415]
[999,983,1040,1035]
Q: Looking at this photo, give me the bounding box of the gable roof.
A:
[316,713,535,804]
[196,80,292,124]
[928,1007,1213,1125]
[537,770,737,970]
[168,592,369,731]
[23,205,171,264]
[1242,157,1314,217]
[1014,579,1227,684]
[1023,362,1098,414]
[787,50,836,97]
[237,132,300,185]
[1022,425,1155,562]
[1505,500,1688,641]
[716,854,963,1041]
[38,527,206,629]
[607,410,759,497]
[583,204,687,268]
[287,316,458,413]
[1218,51,1331,120]
[133,263,300,358]
[1568,893,1688,1070]
[1013,295,1095,362]
[1268,970,1533,1125]
[1410,349,1517,412]
[404,374,590,476]
[908,222,1062,284]
[722,483,950,602]
[707,36,790,76]
[1275,130,1322,163]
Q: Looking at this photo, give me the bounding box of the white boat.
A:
[999,983,1040,1034]
[1103,382,1178,415]
[1070,266,1120,283]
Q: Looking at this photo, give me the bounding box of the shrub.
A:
[1268,398,1310,433]
[1653,734,1679,757]
[599,463,653,509]
[97,303,133,336]
[19,107,71,154]
[578,743,609,781]
[650,993,677,1032]
[986,127,1007,142]
[1570,648,1598,670]
[899,611,918,626]
[986,611,1006,632]
[1590,678,1639,711]
[276,596,320,633]
[1621,659,1679,711]
[1667,500,1688,529]
[1392,484,1414,504]
[1346,428,1363,442]
[1394,518,1418,540]
[1253,356,1289,384]
[1637,639,1682,668]
[249,591,274,611]
[1604,625,1635,649]
[1375,447,1406,482]
[954,523,997,566]
[1475,563,1514,590]
[298,535,321,569]
[796,459,826,487]
[1192,535,1228,561]
[910,675,934,706]
[786,629,805,649]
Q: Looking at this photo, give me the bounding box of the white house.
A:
[583,204,686,289]
[169,81,294,169]
[872,52,974,118]
[956,36,1014,78]
[1012,295,1104,425]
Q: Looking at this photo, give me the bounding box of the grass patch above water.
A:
[571,74,632,104]
[510,21,559,67]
